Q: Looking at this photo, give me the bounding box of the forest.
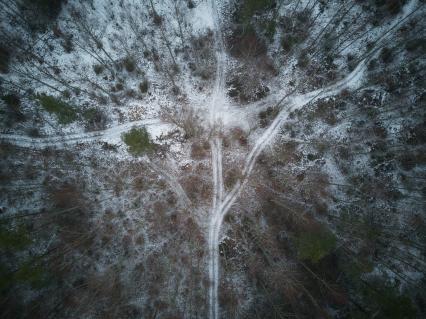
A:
[0,0,425,318]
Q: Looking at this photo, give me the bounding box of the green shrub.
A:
[377,291,416,319]
[21,0,65,32]
[0,264,13,292]
[405,38,426,53]
[0,223,31,251]
[93,64,104,75]
[1,261,49,292]
[62,36,74,53]
[122,127,154,156]
[139,80,149,93]
[37,94,77,124]
[82,108,98,121]
[380,47,393,64]
[23,0,64,14]
[28,127,40,137]
[296,225,336,263]
[229,25,267,58]
[374,0,407,15]
[1,93,25,121]
[281,34,299,52]
[297,51,310,68]
[14,262,48,289]
[238,0,275,23]
[0,222,51,298]
[264,20,276,40]
[187,0,195,9]
[62,90,71,99]
[0,45,10,73]
[83,107,107,131]
[115,83,124,91]
[124,56,136,72]
[360,281,417,319]
[153,12,163,25]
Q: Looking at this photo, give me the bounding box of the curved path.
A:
[206,57,368,318]
[205,1,420,318]
[0,1,419,317]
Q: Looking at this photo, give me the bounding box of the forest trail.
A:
[0,118,162,148]
[218,0,420,220]
[207,0,226,318]
[204,1,419,317]
[205,1,369,318]
[0,2,420,318]
[216,59,368,225]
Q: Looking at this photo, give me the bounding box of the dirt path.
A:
[207,0,227,317]
[214,0,420,226]
[0,1,419,317]
[207,0,230,319]
[208,137,224,319]
[205,1,368,317]
[0,118,162,148]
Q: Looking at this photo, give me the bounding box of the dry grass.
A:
[190,140,209,159]
[160,104,203,139]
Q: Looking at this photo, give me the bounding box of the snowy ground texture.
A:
[1,0,425,318]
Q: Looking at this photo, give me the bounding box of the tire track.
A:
[0,118,162,148]
[217,59,369,223]
[208,0,227,317]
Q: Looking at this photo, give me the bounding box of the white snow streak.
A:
[1,2,420,317]
[207,2,370,318]
[208,0,227,317]
[0,118,163,148]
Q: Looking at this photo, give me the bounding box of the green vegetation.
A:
[139,80,149,93]
[1,93,25,122]
[357,281,417,319]
[229,24,267,59]
[281,34,301,52]
[373,0,407,15]
[380,47,393,64]
[264,20,276,40]
[115,82,124,91]
[376,290,416,319]
[238,0,275,24]
[0,223,49,292]
[82,107,107,131]
[234,0,277,40]
[36,94,108,128]
[297,51,310,68]
[337,212,381,245]
[62,90,71,99]
[405,38,426,53]
[21,0,65,32]
[14,262,48,289]
[1,261,49,292]
[37,94,78,124]
[280,12,310,53]
[0,45,10,73]
[82,107,99,122]
[0,264,12,292]
[296,225,336,263]
[124,56,136,72]
[0,223,31,251]
[2,93,20,109]
[187,1,195,9]
[93,64,104,75]
[23,0,64,12]
[122,127,154,156]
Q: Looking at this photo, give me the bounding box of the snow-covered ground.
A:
[1,0,425,318]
